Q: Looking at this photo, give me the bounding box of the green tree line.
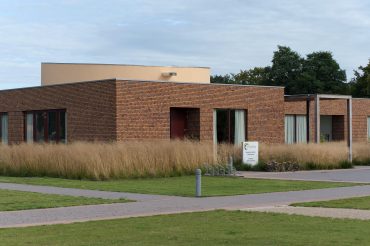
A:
[211,45,370,97]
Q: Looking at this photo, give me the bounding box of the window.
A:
[285,115,307,144]
[213,109,246,145]
[170,108,200,140]
[24,109,66,143]
[0,113,8,145]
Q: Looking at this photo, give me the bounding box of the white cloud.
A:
[0,0,369,89]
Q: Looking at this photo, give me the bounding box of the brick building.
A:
[0,63,369,145]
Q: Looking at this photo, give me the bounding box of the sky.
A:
[0,0,369,90]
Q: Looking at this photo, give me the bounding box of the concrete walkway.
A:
[240,166,370,183]
[0,182,171,202]
[3,182,370,228]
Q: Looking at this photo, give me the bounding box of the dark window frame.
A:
[0,112,7,144]
[170,107,200,141]
[23,109,66,144]
[215,108,247,144]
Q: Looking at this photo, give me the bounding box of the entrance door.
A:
[170,109,187,139]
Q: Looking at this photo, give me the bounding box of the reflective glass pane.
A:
[35,112,45,143]
[59,111,66,143]
[48,111,57,143]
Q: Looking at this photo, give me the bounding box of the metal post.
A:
[195,169,202,197]
[347,98,353,162]
[315,94,320,143]
[228,156,233,175]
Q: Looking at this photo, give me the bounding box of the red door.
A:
[170,109,187,139]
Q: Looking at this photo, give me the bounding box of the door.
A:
[170,109,187,139]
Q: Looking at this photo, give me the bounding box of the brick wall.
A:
[184,108,200,140]
[0,79,286,144]
[116,80,285,144]
[353,99,370,142]
[332,115,345,141]
[285,97,370,142]
[0,80,117,144]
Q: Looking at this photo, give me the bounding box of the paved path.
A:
[0,182,171,202]
[3,182,370,228]
[240,166,370,183]
[243,205,370,220]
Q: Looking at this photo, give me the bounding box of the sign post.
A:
[242,142,259,166]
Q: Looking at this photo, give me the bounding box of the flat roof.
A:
[0,78,284,94]
[285,94,353,101]
[41,62,211,69]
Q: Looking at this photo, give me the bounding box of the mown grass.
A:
[292,196,370,210]
[0,189,129,211]
[2,210,370,245]
[0,176,357,197]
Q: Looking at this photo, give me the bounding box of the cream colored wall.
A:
[41,63,210,85]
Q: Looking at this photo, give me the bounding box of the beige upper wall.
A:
[41,63,211,85]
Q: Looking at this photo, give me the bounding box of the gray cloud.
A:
[0,0,369,89]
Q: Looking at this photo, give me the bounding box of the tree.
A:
[261,47,348,95]
[268,46,303,93]
[232,67,270,85]
[299,51,347,94]
[210,74,234,84]
[211,67,270,85]
[211,46,349,96]
[349,60,370,97]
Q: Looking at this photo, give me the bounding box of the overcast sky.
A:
[0,0,369,89]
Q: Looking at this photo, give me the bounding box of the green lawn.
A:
[2,210,370,245]
[0,175,358,197]
[0,189,129,211]
[292,196,370,210]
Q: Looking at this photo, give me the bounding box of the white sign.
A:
[242,142,259,166]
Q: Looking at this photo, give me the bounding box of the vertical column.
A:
[315,95,320,143]
[212,109,217,162]
[347,98,353,162]
[306,98,310,143]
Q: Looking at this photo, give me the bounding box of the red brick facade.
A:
[285,98,370,142]
[116,80,285,143]
[0,80,117,143]
[1,79,369,145]
[0,79,285,144]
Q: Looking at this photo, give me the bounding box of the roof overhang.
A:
[284,94,352,102]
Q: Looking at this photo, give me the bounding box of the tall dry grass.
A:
[0,140,221,180]
[0,141,369,180]
[219,142,370,170]
[258,142,370,169]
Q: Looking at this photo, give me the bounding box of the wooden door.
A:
[170,109,187,139]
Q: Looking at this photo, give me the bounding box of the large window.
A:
[285,115,307,144]
[24,109,66,143]
[213,109,246,145]
[0,113,8,145]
